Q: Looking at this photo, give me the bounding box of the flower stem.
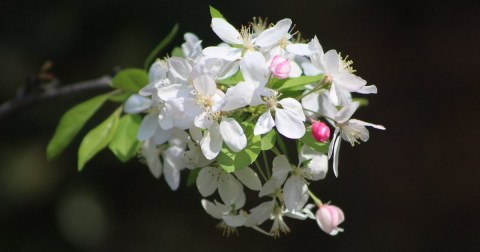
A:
[308,190,323,207]
[262,151,271,178]
[254,159,268,182]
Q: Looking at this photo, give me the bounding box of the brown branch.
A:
[0,75,113,120]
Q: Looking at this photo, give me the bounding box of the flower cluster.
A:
[124,9,385,237]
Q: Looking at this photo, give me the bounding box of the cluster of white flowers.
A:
[124,13,384,237]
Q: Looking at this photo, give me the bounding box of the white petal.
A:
[218,173,242,205]
[357,85,377,94]
[152,126,171,145]
[201,199,223,219]
[240,51,269,85]
[307,154,328,181]
[333,71,366,92]
[223,215,247,227]
[141,139,162,178]
[234,167,262,191]
[193,74,217,96]
[278,98,305,121]
[148,60,168,83]
[328,84,340,106]
[157,84,190,101]
[211,18,242,45]
[275,108,306,139]
[283,176,308,211]
[308,36,324,55]
[219,117,247,152]
[222,81,255,111]
[196,166,220,197]
[202,46,242,61]
[328,129,340,159]
[333,136,342,177]
[288,61,302,78]
[124,95,152,114]
[272,155,290,182]
[349,119,386,130]
[163,146,185,190]
[302,61,322,76]
[259,177,280,197]
[254,111,275,135]
[168,57,193,83]
[194,111,213,129]
[286,43,314,56]
[137,113,158,141]
[200,122,223,160]
[244,200,275,227]
[324,50,340,75]
[255,18,292,48]
[189,127,203,142]
[335,101,359,124]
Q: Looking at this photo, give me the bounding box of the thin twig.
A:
[0,75,112,120]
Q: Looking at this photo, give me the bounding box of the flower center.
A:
[240,25,255,51]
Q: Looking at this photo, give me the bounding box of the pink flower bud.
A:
[270,55,291,79]
[311,121,330,142]
[316,204,345,236]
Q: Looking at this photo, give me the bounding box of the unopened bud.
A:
[316,204,344,236]
[311,121,330,142]
[270,55,291,79]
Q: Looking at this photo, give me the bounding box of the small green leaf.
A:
[108,91,131,103]
[353,97,369,107]
[261,130,276,151]
[217,122,261,173]
[47,93,111,160]
[171,46,184,57]
[217,70,243,86]
[111,69,148,93]
[277,75,324,91]
[144,24,180,71]
[300,127,329,154]
[77,107,122,171]
[209,5,225,19]
[108,114,142,162]
[186,168,201,187]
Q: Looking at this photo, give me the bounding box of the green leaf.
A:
[217,122,261,173]
[353,97,369,107]
[186,168,201,187]
[277,75,324,91]
[77,107,122,171]
[209,5,225,19]
[261,130,276,151]
[300,127,329,154]
[216,70,243,86]
[144,24,180,71]
[171,46,184,57]
[111,69,148,93]
[47,93,111,160]
[108,91,131,103]
[108,114,142,162]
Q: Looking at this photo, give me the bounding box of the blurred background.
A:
[1,0,479,251]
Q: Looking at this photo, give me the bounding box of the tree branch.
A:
[0,75,112,120]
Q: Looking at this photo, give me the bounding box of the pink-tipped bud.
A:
[316,204,345,236]
[270,55,291,79]
[311,121,330,142]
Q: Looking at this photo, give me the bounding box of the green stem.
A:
[308,190,323,207]
[276,134,288,155]
[254,159,268,182]
[262,151,271,178]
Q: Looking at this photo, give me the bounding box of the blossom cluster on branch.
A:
[47,6,384,237]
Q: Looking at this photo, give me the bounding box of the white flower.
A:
[328,101,386,177]
[254,90,306,139]
[140,129,188,190]
[182,33,203,60]
[201,193,247,236]
[203,18,292,61]
[196,166,261,205]
[304,36,376,106]
[272,147,328,211]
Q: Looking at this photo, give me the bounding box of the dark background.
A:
[1,0,479,251]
